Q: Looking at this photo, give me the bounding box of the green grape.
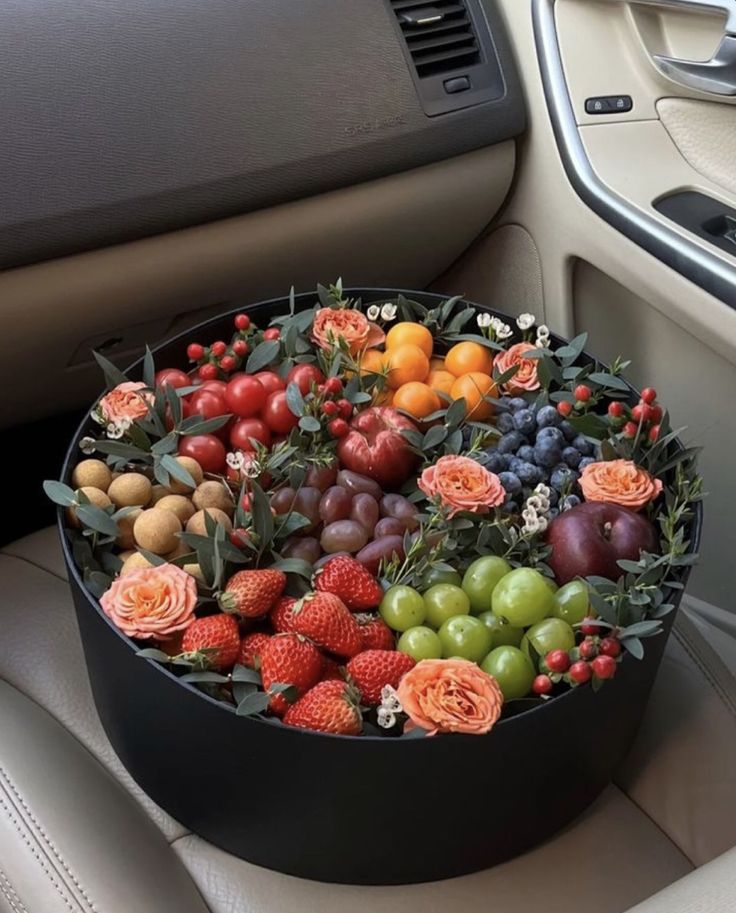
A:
[491,568,555,628]
[438,616,493,663]
[552,579,590,626]
[423,584,470,629]
[380,586,426,632]
[477,611,524,648]
[461,556,512,614]
[481,646,535,700]
[421,567,462,589]
[520,618,575,662]
[397,626,443,661]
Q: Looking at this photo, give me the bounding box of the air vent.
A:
[390,1,481,78]
[387,0,503,116]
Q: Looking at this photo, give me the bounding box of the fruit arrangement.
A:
[47,282,702,739]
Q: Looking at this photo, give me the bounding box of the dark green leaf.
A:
[232,665,262,684]
[298,415,321,433]
[400,428,424,449]
[246,340,281,373]
[75,505,119,537]
[587,371,629,391]
[445,308,475,334]
[136,648,172,662]
[270,557,314,578]
[568,412,609,440]
[251,481,274,547]
[285,382,306,417]
[93,350,128,388]
[84,570,113,597]
[160,454,196,489]
[143,346,156,389]
[43,480,77,507]
[181,671,229,684]
[423,425,448,449]
[446,428,464,453]
[493,364,521,387]
[179,415,232,435]
[236,691,271,716]
[444,397,467,429]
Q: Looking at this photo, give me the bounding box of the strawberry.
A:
[290,592,362,658]
[219,569,286,617]
[260,634,324,716]
[237,631,272,669]
[346,650,415,705]
[181,614,240,670]
[314,555,383,611]
[283,680,362,735]
[270,595,298,633]
[355,614,395,652]
[320,656,345,682]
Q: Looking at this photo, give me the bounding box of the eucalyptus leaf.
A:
[251,481,275,548]
[444,397,467,429]
[143,346,156,389]
[620,636,644,659]
[136,648,172,662]
[75,505,119,537]
[232,664,262,684]
[246,340,281,373]
[181,671,229,684]
[299,415,321,433]
[93,350,128,388]
[587,371,629,391]
[285,382,306,417]
[43,480,77,507]
[554,333,588,364]
[179,415,232,435]
[236,691,271,716]
[160,453,196,489]
[422,425,448,449]
[151,432,179,455]
[568,412,609,440]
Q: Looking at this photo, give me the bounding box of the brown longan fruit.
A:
[66,486,112,527]
[168,457,204,495]
[120,551,155,576]
[116,508,143,550]
[183,563,206,583]
[186,508,233,536]
[71,459,112,492]
[192,481,234,516]
[133,508,182,555]
[165,541,190,560]
[156,494,196,525]
[108,473,153,509]
[149,484,170,504]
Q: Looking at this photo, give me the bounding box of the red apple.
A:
[337,407,419,488]
[545,501,658,585]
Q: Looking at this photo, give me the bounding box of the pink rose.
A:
[494,342,540,394]
[100,563,197,640]
[98,381,153,424]
[311,308,385,355]
[418,455,505,518]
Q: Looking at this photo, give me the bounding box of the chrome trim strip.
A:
[532,0,736,307]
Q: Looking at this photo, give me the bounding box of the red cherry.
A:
[641,387,657,405]
[189,389,228,421]
[557,400,573,417]
[623,421,638,439]
[198,363,219,381]
[600,637,621,658]
[254,371,285,398]
[532,675,553,696]
[580,617,601,636]
[225,375,267,418]
[591,654,617,680]
[263,328,281,341]
[321,400,339,417]
[608,401,624,418]
[178,434,227,474]
[232,340,248,357]
[545,649,570,673]
[187,343,205,361]
[211,341,227,357]
[220,355,237,373]
[155,368,190,390]
[328,418,349,438]
[569,660,592,684]
[649,404,663,424]
[234,314,251,331]
[579,638,598,660]
[324,377,343,396]
[648,424,661,442]
[574,384,591,403]
[337,399,353,419]
[230,527,252,547]
[229,417,272,451]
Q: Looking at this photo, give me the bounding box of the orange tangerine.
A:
[393,382,442,420]
[427,369,456,399]
[385,344,430,390]
[385,322,433,358]
[430,357,446,371]
[450,372,498,421]
[360,348,387,375]
[445,341,494,377]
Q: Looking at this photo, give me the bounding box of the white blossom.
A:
[380,303,398,322]
[491,317,513,340]
[477,313,492,328]
[242,460,261,479]
[534,483,551,499]
[106,419,131,440]
[525,495,543,512]
[536,515,549,533]
[366,305,380,321]
[521,513,542,535]
[379,684,403,712]
[377,708,397,729]
[536,324,550,345]
[90,409,105,426]
[226,451,245,471]
[516,313,536,331]
[79,437,97,455]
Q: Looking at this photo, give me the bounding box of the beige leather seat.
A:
[1,528,735,913]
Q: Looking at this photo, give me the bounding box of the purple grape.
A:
[320,520,369,554]
[305,462,338,492]
[282,537,321,563]
[270,487,296,514]
[336,470,383,500]
[350,493,379,535]
[355,535,405,575]
[319,486,353,524]
[380,494,419,532]
[293,487,322,531]
[374,516,405,538]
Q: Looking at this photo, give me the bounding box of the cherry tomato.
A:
[178,434,227,473]
[164,397,191,431]
[287,364,325,396]
[197,379,228,397]
[262,390,299,434]
[225,374,267,418]
[230,417,272,451]
[198,364,219,381]
[155,368,190,390]
[254,370,286,398]
[189,389,228,421]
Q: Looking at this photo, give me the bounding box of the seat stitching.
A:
[0,765,99,913]
[0,552,67,583]
[0,868,28,913]
[0,787,80,913]
[673,627,736,720]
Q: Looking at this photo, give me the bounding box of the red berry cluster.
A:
[608,386,663,443]
[556,383,592,418]
[187,313,257,379]
[317,377,353,438]
[533,622,622,695]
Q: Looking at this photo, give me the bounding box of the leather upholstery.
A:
[0,528,735,913]
[626,846,736,913]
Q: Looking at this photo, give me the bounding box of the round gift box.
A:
[59,290,701,885]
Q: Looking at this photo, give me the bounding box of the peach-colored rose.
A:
[579,459,663,511]
[100,563,197,640]
[311,308,385,355]
[98,381,153,424]
[494,342,540,393]
[397,659,504,736]
[418,454,505,517]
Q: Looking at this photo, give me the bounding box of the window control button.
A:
[585,95,633,115]
[444,76,470,94]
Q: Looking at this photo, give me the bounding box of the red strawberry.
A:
[283,680,362,735]
[314,555,383,611]
[356,614,395,652]
[270,595,298,633]
[219,569,286,617]
[290,592,362,658]
[320,657,345,682]
[237,631,271,669]
[181,614,240,670]
[260,633,324,716]
[346,650,415,705]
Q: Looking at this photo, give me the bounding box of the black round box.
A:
[59,290,701,884]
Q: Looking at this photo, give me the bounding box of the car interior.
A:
[1,0,735,911]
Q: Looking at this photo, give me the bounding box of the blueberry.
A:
[536,426,565,445]
[496,412,515,434]
[517,445,535,463]
[508,397,528,413]
[498,431,525,454]
[548,508,560,519]
[534,438,563,468]
[550,465,579,491]
[498,471,522,496]
[562,446,582,469]
[547,489,559,507]
[508,456,524,474]
[498,453,513,471]
[461,426,474,447]
[536,405,560,428]
[560,420,577,442]
[480,450,505,474]
[579,456,596,471]
[560,494,581,511]
[516,461,543,486]
[572,435,594,457]
[513,409,537,437]
[502,501,520,515]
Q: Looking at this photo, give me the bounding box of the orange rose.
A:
[579,459,663,511]
[98,381,153,424]
[494,342,540,394]
[100,563,197,640]
[311,308,385,355]
[418,454,505,517]
[397,659,504,736]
